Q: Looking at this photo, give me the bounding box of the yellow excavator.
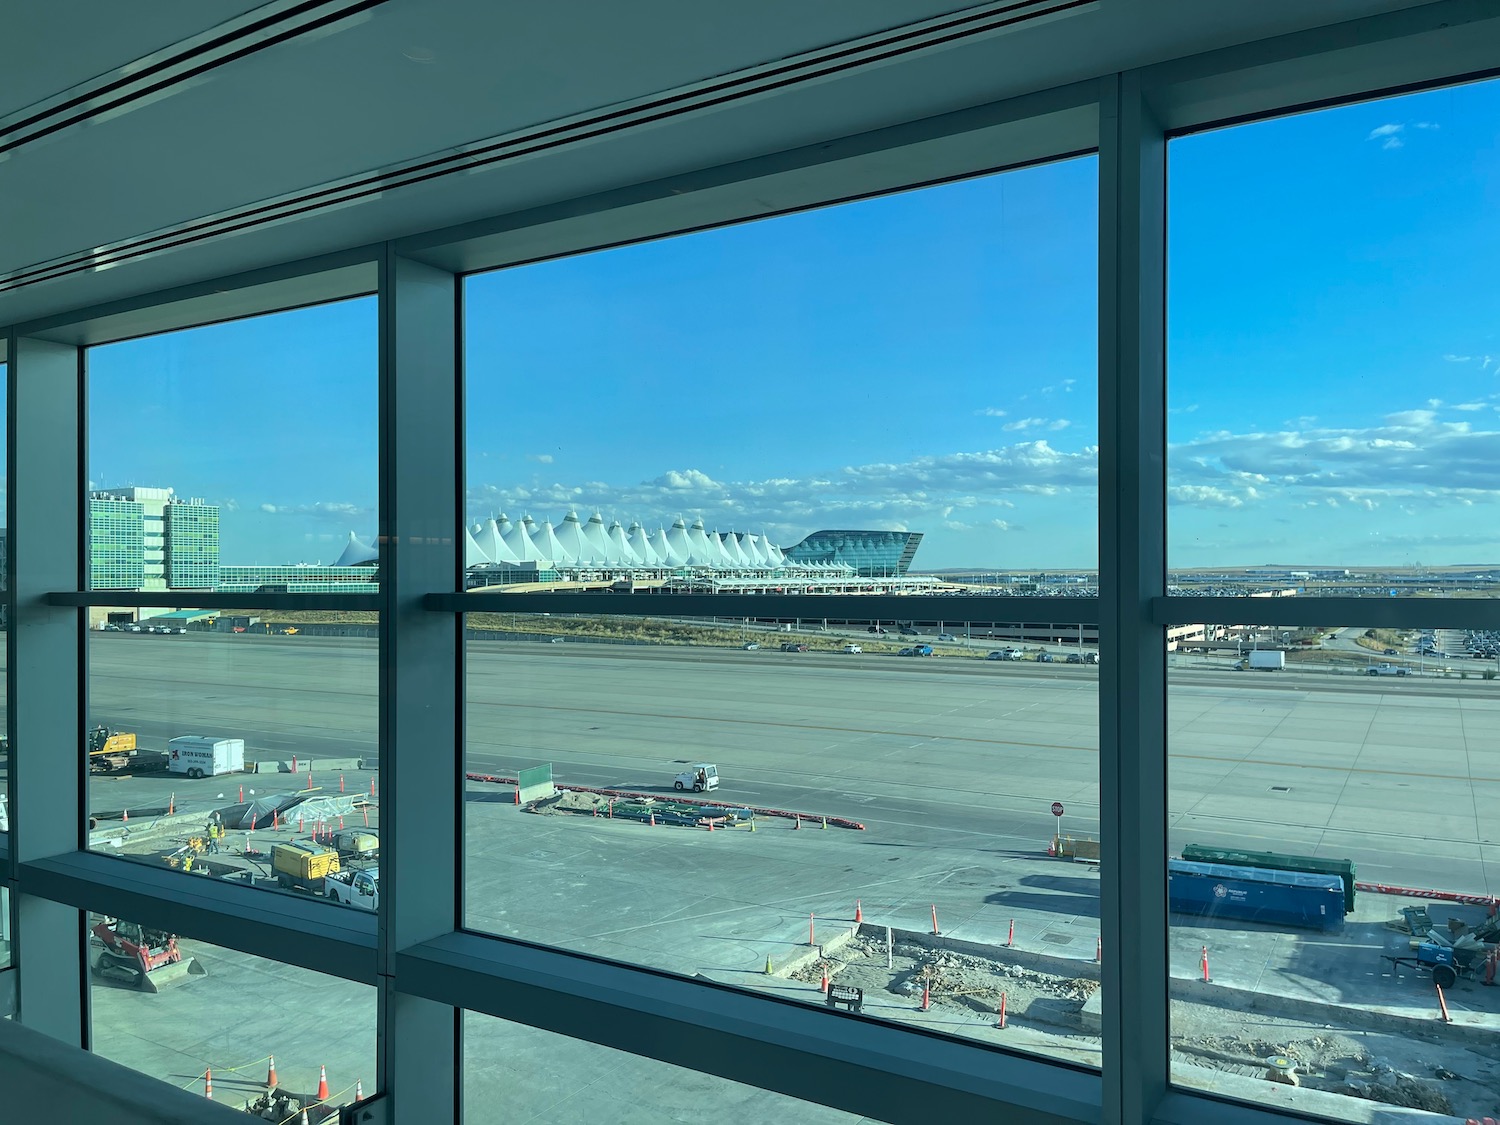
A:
[87,724,138,773]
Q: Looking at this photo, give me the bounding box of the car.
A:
[1036,652,1055,662]
[1368,664,1410,676]
[1383,648,1398,656]
[985,651,1007,661]
[742,642,760,650]
[898,627,919,636]
[780,642,808,653]
[1005,649,1025,659]
[897,647,915,657]
[867,626,888,634]
[1083,652,1100,665]
[1066,653,1084,664]
[842,643,862,654]
[937,633,957,642]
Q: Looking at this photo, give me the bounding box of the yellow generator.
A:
[271,841,340,893]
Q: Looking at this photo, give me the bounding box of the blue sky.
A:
[86,77,1500,570]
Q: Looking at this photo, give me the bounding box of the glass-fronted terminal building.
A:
[782,529,923,577]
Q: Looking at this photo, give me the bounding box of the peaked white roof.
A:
[335,532,379,566]
[629,523,659,565]
[505,517,546,562]
[464,526,490,568]
[554,510,590,562]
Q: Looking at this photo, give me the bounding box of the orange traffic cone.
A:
[649,812,656,827]
[356,1078,364,1101]
[707,819,714,832]
[317,1064,329,1101]
[204,1068,213,1099]
[306,772,313,790]
[122,808,128,823]
[168,794,175,815]
[370,777,376,798]
[266,1055,278,1089]
[820,967,829,992]
[513,787,520,806]
[298,816,304,833]
[340,774,345,793]
[300,1110,309,1125]
[855,900,863,924]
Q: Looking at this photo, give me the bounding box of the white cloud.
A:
[526,453,554,464]
[1454,402,1486,412]
[1443,354,1473,363]
[989,519,1012,531]
[1002,417,1046,432]
[976,407,1008,417]
[1169,485,1245,509]
[1049,419,1072,431]
[1368,123,1403,138]
[258,500,371,521]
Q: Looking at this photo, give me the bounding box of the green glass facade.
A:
[782,529,923,576]
[164,503,220,588]
[89,500,145,589]
[216,564,379,594]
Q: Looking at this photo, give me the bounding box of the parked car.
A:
[867,626,888,634]
[1066,653,1084,664]
[1036,652,1055,663]
[897,647,914,657]
[742,642,760,650]
[985,651,1007,661]
[1083,652,1100,665]
[937,633,957,642]
[898,627,919,636]
[842,643,862,654]
[1383,648,1398,656]
[780,642,808,653]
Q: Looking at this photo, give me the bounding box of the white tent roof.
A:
[665,519,694,566]
[505,517,546,562]
[464,525,490,568]
[335,532,379,567]
[531,520,568,562]
[482,519,520,564]
[628,523,659,565]
[582,512,614,563]
[651,525,680,565]
[554,510,590,563]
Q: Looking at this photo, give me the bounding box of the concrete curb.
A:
[860,923,1101,983]
[772,926,859,978]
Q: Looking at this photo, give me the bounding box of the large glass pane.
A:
[89,906,376,1113]
[462,158,1101,1063]
[465,1008,869,1122]
[85,299,378,594]
[86,607,380,903]
[1168,620,1500,1118]
[1168,78,1500,594]
[0,362,8,842]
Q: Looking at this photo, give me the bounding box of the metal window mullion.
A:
[8,334,87,1047]
[377,247,460,1122]
[1098,73,1168,1125]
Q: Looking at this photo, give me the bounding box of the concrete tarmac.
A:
[49,631,1500,1094]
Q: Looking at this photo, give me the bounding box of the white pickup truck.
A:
[324,868,379,909]
[1367,663,1410,677]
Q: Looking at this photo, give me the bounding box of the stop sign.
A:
[1051,802,1065,817]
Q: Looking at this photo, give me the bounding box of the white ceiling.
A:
[1,0,1451,329]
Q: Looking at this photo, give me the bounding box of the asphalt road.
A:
[47,630,1499,897]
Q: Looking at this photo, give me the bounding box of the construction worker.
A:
[205,818,220,854]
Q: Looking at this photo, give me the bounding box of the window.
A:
[1166,76,1500,1120]
[462,158,1101,1063]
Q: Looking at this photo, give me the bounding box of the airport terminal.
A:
[6,5,1500,1125]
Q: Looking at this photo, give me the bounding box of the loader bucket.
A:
[139,956,206,993]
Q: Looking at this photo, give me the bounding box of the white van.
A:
[168,736,245,779]
[673,764,719,792]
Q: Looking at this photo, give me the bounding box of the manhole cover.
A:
[1040,932,1073,945]
[1269,785,1291,792]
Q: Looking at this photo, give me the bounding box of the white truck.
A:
[1367,662,1410,677]
[167,736,245,779]
[674,764,719,792]
[324,868,379,910]
[1248,651,1285,671]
